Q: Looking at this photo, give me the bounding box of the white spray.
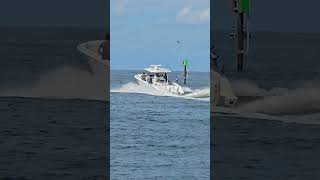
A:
[0,66,108,101]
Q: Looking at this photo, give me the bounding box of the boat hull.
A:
[211,70,238,107]
[77,40,109,100]
[134,74,184,96]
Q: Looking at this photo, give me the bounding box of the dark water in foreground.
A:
[0,97,107,180]
[213,116,320,180]
[111,70,210,179]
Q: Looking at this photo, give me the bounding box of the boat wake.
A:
[111,82,210,101]
[184,87,210,98]
[0,66,108,101]
[111,82,162,96]
[214,79,320,125]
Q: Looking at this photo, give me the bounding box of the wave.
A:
[232,80,320,115]
[212,79,320,125]
[230,79,268,97]
[111,82,210,101]
[111,82,166,96]
[184,87,210,98]
[0,66,108,101]
[213,107,320,125]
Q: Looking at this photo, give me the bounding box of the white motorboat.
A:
[134,65,185,95]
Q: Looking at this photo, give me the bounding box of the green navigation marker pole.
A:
[232,0,250,72]
[182,59,189,85]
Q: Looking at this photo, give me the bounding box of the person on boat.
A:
[149,75,153,84]
[211,44,226,74]
[175,76,179,84]
[155,73,160,82]
[156,73,164,82]
[211,45,219,71]
[98,34,110,60]
[146,75,150,82]
[141,72,146,81]
[164,73,168,82]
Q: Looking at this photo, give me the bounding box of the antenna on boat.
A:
[232,0,251,72]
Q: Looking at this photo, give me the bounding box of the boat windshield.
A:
[142,72,168,83]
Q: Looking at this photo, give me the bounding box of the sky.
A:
[1,0,320,31]
[0,0,109,28]
[212,0,320,32]
[111,0,210,72]
[1,0,320,71]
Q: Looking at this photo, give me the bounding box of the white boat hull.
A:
[134,74,184,96]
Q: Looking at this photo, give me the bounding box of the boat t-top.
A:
[134,65,185,95]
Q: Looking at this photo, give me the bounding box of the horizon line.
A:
[212,28,320,34]
[1,25,319,34]
[110,69,209,73]
[0,25,109,29]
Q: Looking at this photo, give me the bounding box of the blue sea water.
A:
[111,70,210,179]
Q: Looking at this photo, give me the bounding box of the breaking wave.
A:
[236,81,320,115]
[184,88,210,98]
[0,66,108,101]
[213,79,320,125]
[111,82,209,101]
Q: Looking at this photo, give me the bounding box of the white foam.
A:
[111,82,210,101]
[184,87,210,98]
[212,79,320,125]
[230,79,268,97]
[234,81,320,115]
[0,66,108,101]
[213,107,320,125]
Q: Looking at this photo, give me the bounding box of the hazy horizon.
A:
[110,68,210,73]
[3,25,320,34]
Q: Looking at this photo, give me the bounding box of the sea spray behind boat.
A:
[0,66,108,101]
[112,82,209,100]
[235,81,320,115]
[184,88,210,98]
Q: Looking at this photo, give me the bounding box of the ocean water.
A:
[0,27,108,180]
[110,70,210,179]
[212,31,320,179]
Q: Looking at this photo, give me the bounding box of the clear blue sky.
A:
[111,0,210,72]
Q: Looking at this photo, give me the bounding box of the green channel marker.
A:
[239,0,250,13]
[183,59,189,66]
